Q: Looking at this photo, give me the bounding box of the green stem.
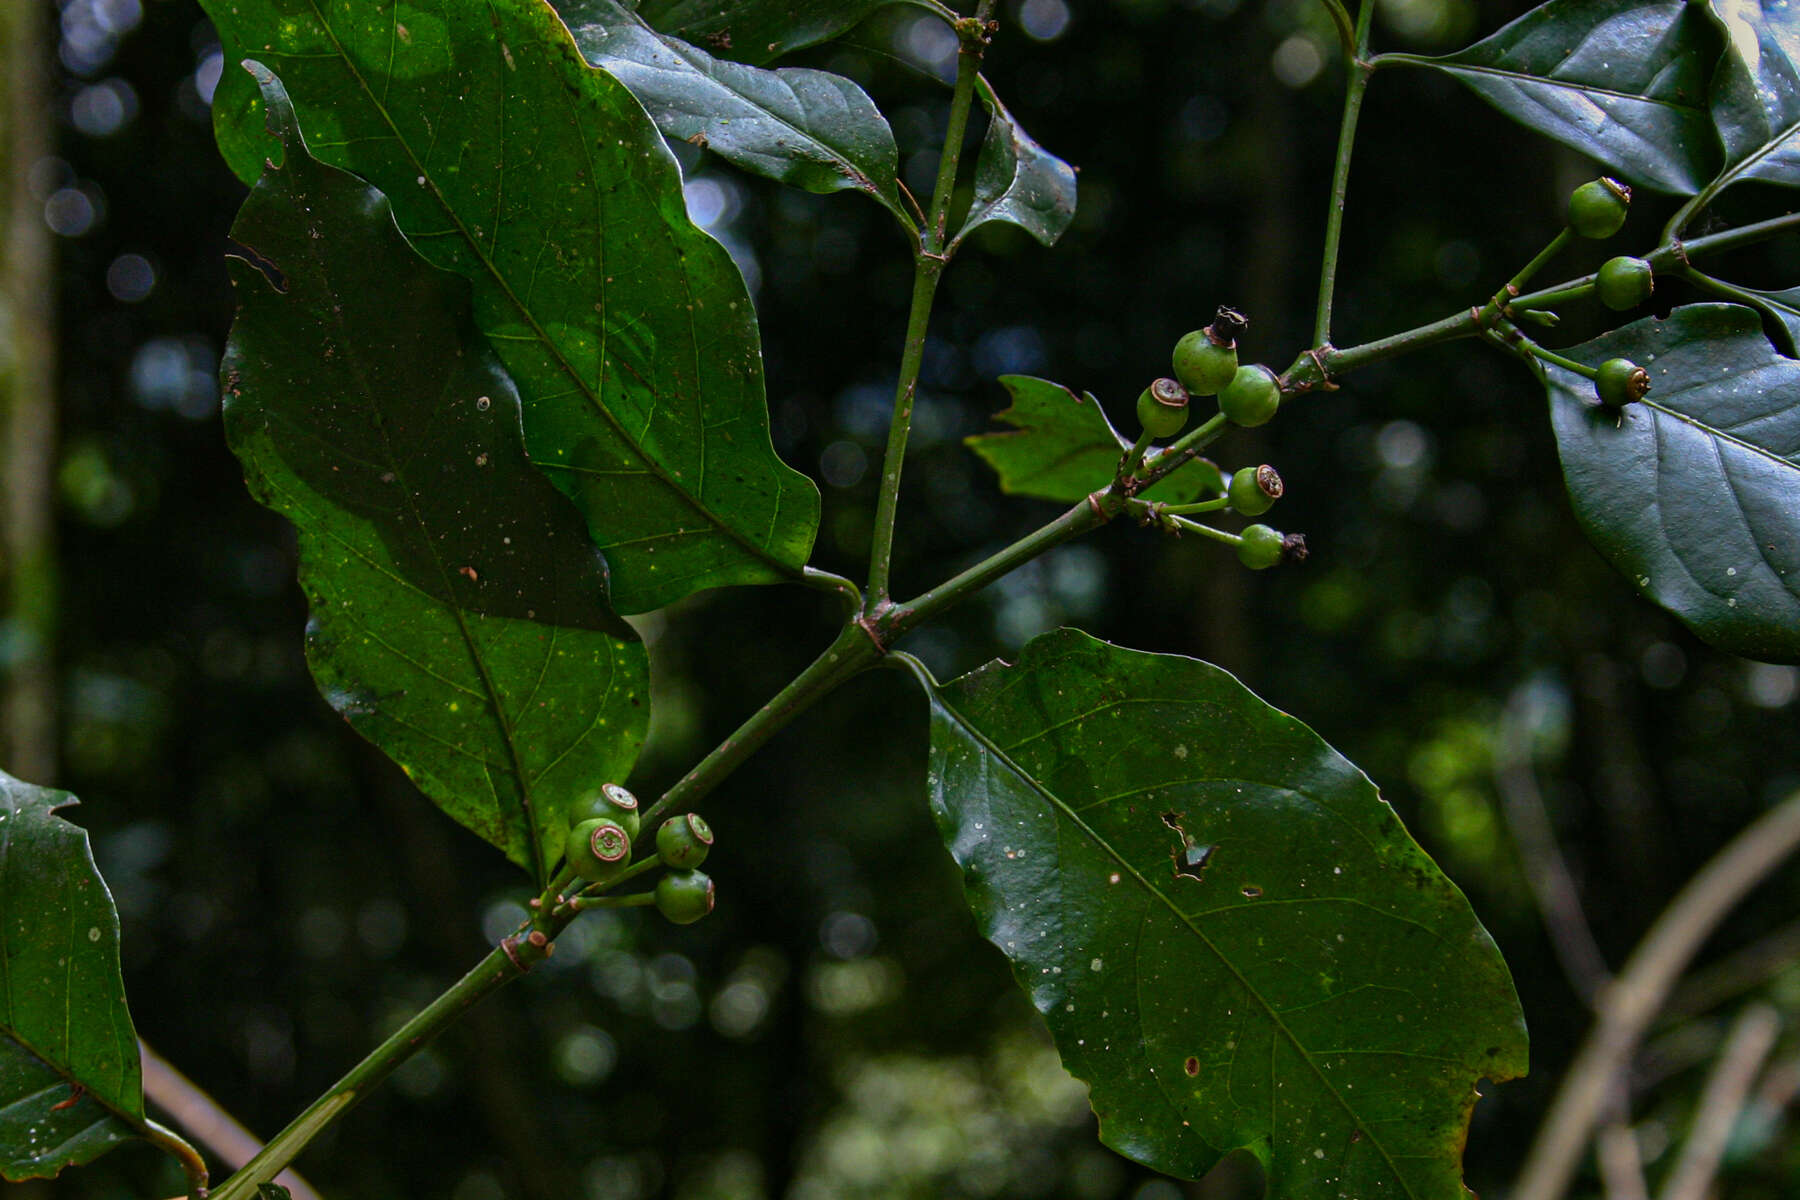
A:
[143,1118,209,1198]
[1313,0,1375,348]
[1167,514,1244,545]
[878,493,1123,644]
[571,891,658,912]
[1120,425,1156,478]
[865,3,995,609]
[209,937,553,1200]
[641,622,879,826]
[1138,411,1230,489]
[1475,228,1574,327]
[1655,210,1800,263]
[1510,279,1595,312]
[579,853,663,897]
[1156,497,1231,516]
[1316,0,1357,60]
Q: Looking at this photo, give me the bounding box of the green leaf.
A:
[1382,0,1719,195]
[964,376,1222,505]
[631,0,903,65]
[0,774,145,1181]
[920,629,1527,1192]
[224,69,650,883]
[1543,303,1800,664]
[557,0,911,226]
[1696,0,1800,194]
[204,0,819,614]
[955,81,1078,248]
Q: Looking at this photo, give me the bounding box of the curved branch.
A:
[1511,789,1800,1200]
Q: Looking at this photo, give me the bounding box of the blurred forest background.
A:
[4,0,1800,1197]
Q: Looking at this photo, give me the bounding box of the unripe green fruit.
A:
[1171,330,1238,396]
[1228,465,1283,516]
[575,782,641,840]
[656,813,714,869]
[1595,357,1650,408]
[1596,256,1653,310]
[565,817,632,883]
[655,870,715,925]
[1568,177,1630,239]
[1136,377,1190,439]
[1219,364,1281,428]
[1237,524,1286,570]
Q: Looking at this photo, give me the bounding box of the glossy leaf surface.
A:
[956,82,1078,248]
[1386,0,1718,194]
[225,72,649,882]
[0,774,143,1180]
[632,0,900,64]
[964,376,1221,505]
[559,0,909,225]
[923,629,1527,1192]
[204,0,819,613]
[1544,304,1800,663]
[1699,0,1800,193]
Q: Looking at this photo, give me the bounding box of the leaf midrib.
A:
[1383,54,1709,114]
[291,0,799,582]
[597,3,885,198]
[930,692,1419,1195]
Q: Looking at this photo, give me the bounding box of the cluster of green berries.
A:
[563,784,716,924]
[1559,180,1652,412]
[1136,307,1282,441]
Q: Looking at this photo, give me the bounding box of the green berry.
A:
[1595,357,1650,408]
[1596,256,1653,311]
[1237,524,1286,570]
[656,813,714,869]
[1568,177,1630,239]
[1172,330,1238,397]
[1218,364,1281,428]
[655,870,715,925]
[1228,465,1283,516]
[575,782,640,840]
[1136,377,1190,440]
[565,817,632,883]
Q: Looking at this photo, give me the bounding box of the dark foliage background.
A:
[14,0,1800,1197]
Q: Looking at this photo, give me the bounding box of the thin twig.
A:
[1665,916,1800,1023]
[1494,687,1611,1007]
[1596,1123,1650,1200]
[142,1042,322,1200]
[1658,1004,1781,1200]
[1511,790,1800,1200]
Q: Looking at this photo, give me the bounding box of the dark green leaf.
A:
[632,0,902,65]
[1382,0,1719,195]
[557,0,910,225]
[204,0,819,613]
[921,629,1527,1192]
[964,376,1222,505]
[0,774,144,1180]
[225,70,650,882]
[1697,0,1800,193]
[955,81,1078,248]
[1544,304,1800,663]
[257,1186,294,1199]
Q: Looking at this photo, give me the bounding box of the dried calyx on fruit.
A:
[1595,357,1650,408]
[566,817,633,883]
[576,782,641,839]
[1237,524,1306,570]
[1136,377,1190,439]
[657,813,714,869]
[1228,464,1282,516]
[1568,177,1631,240]
[1171,306,1247,397]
